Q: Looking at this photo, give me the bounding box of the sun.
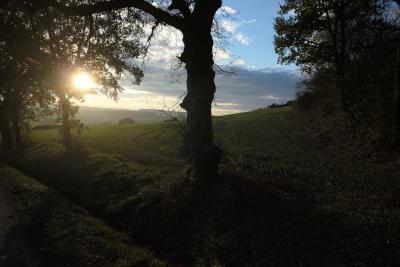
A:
[73,72,93,90]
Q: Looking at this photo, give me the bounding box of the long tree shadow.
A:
[9,145,398,266]
[118,173,348,267]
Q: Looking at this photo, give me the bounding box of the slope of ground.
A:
[0,165,168,267]
[30,122,185,172]
[0,169,43,267]
[34,107,185,126]
[6,144,345,266]
[25,107,400,266]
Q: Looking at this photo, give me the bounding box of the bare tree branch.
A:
[141,20,160,67]
[34,0,184,30]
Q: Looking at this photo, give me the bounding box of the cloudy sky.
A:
[82,0,301,115]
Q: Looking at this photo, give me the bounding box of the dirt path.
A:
[0,179,43,267]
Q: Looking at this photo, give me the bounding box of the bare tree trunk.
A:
[393,47,400,144]
[11,105,23,150]
[0,109,13,150]
[59,93,72,153]
[179,29,221,182]
[336,0,348,115]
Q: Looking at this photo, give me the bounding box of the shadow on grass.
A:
[0,225,46,267]
[5,144,398,266]
[119,173,347,267]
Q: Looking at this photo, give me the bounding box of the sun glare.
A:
[73,72,93,90]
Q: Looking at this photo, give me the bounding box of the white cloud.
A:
[140,13,255,70]
[261,95,284,100]
[221,19,238,33]
[234,32,252,46]
[214,48,231,63]
[83,93,182,112]
[82,67,300,115]
[220,6,237,15]
[143,25,183,69]
[220,19,253,46]
[233,59,245,65]
[242,19,256,25]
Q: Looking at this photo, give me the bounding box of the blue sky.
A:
[82,0,300,115]
[222,0,284,69]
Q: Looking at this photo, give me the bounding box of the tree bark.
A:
[393,47,400,143]
[0,108,14,150]
[11,104,23,150]
[336,0,349,115]
[59,93,72,153]
[179,25,221,182]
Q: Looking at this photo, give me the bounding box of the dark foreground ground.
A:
[0,176,43,267]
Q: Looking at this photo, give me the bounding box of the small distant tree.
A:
[118,118,135,125]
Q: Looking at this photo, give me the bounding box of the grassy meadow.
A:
[29,107,296,174]
[2,106,399,266]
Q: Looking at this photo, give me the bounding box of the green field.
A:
[30,107,306,176]
[19,106,400,266]
[29,105,374,183]
[29,105,400,198]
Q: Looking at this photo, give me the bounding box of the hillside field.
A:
[31,107,300,175]
[7,106,400,266]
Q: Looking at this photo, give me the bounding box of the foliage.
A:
[0,1,146,151]
[274,0,391,73]
[0,4,54,149]
[295,70,340,115]
[275,0,400,146]
[268,100,295,109]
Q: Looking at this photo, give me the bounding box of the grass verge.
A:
[0,164,168,267]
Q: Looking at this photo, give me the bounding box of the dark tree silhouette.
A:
[288,0,400,146]
[0,6,52,150]
[1,1,145,152]
[274,0,390,114]
[38,0,224,182]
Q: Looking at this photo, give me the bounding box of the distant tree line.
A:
[268,101,295,109]
[275,0,400,147]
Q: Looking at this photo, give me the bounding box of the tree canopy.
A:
[1,0,225,182]
[276,0,400,145]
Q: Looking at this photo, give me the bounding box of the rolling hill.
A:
[34,106,185,126]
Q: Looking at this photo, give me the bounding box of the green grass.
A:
[0,164,168,267]
[30,122,185,171]
[20,106,400,266]
[6,144,344,267]
[29,107,292,173]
